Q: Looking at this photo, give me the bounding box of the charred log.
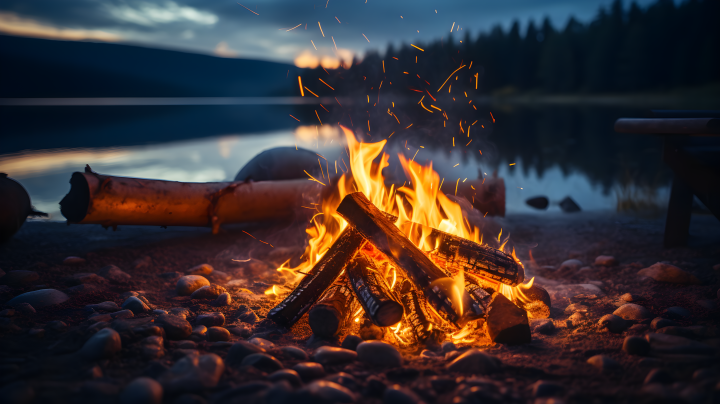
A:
[514,283,551,319]
[308,278,357,338]
[398,280,435,346]
[346,253,404,327]
[484,292,531,344]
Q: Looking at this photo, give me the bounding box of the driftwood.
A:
[336,192,461,326]
[308,278,357,337]
[267,228,366,328]
[346,253,404,327]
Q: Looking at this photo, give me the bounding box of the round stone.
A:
[196,312,225,327]
[278,346,308,360]
[594,255,618,266]
[531,380,564,397]
[226,341,266,367]
[176,275,210,296]
[80,328,122,360]
[97,265,132,282]
[249,337,275,350]
[356,341,402,367]
[341,335,362,351]
[621,293,643,302]
[269,369,302,387]
[638,262,700,284]
[651,317,678,330]
[312,346,357,366]
[613,303,652,321]
[446,349,500,374]
[14,303,36,315]
[207,327,230,342]
[63,256,86,265]
[598,314,627,333]
[156,314,192,340]
[587,355,621,372]
[383,384,422,404]
[559,259,583,271]
[122,296,150,314]
[213,293,232,306]
[119,377,163,404]
[293,362,325,382]
[663,306,692,320]
[622,336,650,356]
[186,264,213,276]
[303,380,355,403]
[441,341,457,353]
[644,368,673,384]
[7,289,69,308]
[190,285,226,300]
[241,353,283,372]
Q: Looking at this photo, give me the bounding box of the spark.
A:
[463,178,467,182]
[315,110,323,125]
[318,159,325,179]
[298,77,304,96]
[318,22,325,37]
[469,61,473,69]
[368,120,370,131]
[232,258,252,262]
[319,78,335,90]
[411,44,424,51]
[304,87,319,97]
[335,97,342,107]
[242,231,274,247]
[326,0,329,7]
[391,112,400,124]
[452,137,455,147]
[289,114,300,122]
[490,112,495,123]
[418,95,425,104]
[311,40,317,50]
[362,33,370,42]
[475,73,479,89]
[453,163,459,167]
[319,104,329,112]
[420,101,433,113]
[391,268,397,289]
[455,178,459,196]
[466,139,472,146]
[411,149,419,161]
[335,160,337,174]
[286,23,302,32]
[335,16,341,23]
[304,170,326,186]
[388,131,395,137]
[479,149,482,155]
[405,123,413,129]
[237,3,259,15]
[382,60,385,73]
[450,22,455,32]
[332,36,338,51]
[509,163,515,166]
[430,105,441,111]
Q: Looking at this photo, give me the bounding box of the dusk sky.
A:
[0,0,663,66]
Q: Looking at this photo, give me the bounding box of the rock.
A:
[277,346,309,360]
[644,368,673,384]
[564,303,589,314]
[226,341,266,366]
[0,381,35,404]
[249,337,275,350]
[186,264,213,276]
[531,381,564,398]
[63,256,86,265]
[133,256,152,269]
[207,327,230,342]
[13,303,35,315]
[341,335,363,351]
[532,319,556,335]
[196,312,225,327]
[663,306,692,320]
[235,305,259,324]
[176,275,210,296]
[156,315,192,340]
[594,255,617,266]
[190,285,226,300]
[293,362,325,381]
[646,333,715,355]
[356,341,402,367]
[484,293,531,344]
[549,283,604,300]
[559,259,583,271]
[86,301,120,312]
[97,265,132,282]
[613,303,652,321]
[160,353,224,394]
[170,307,191,319]
[638,262,700,284]
[80,328,122,360]
[269,369,302,387]
[192,326,207,336]
[598,314,627,333]
[213,293,232,306]
[693,368,719,381]
[383,384,423,404]
[303,380,355,403]
[120,377,163,404]
[241,353,284,372]
[325,372,358,391]
[112,309,135,320]
[122,296,150,314]
[558,196,581,212]
[312,346,357,366]
[587,355,621,372]
[446,349,500,374]
[1,270,39,287]
[46,320,67,331]
[620,293,643,302]
[305,334,340,349]
[227,324,253,338]
[7,288,69,308]
[623,336,650,355]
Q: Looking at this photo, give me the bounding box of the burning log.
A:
[308,278,357,338]
[336,192,461,326]
[267,228,366,328]
[346,253,404,327]
[484,292,531,344]
[512,282,551,319]
[463,281,493,321]
[398,280,437,346]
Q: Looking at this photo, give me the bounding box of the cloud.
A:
[214,41,238,57]
[106,1,218,27]
[0,11,120,41]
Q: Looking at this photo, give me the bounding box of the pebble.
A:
[86,301,120,312]
[638,262,700,284]
[170,307,191,319]
[598,314,627,333]
[156,314,192,340]
[326,372,358,390]
[241,353,284,372]
[383,384,423,404]
[646,333,715,355]
[97,265,132,282]
[623,336,650,355]
[568,312,586,326]
[558,259,583,271]
[293,362,325,381]
[1,270,39,287]
[531,380,564,397]
[122,296,150,314]
[113,309,135,320]
[7,288,69,308]
[176,340,197,349]
[564,303,589,314]
[186,264,213,276]
[213,293,232,306]
[532,319,556,335]
[80,328,122,360]
[195,312,225,327]
[249,337,275,349]
[226,341,266,366]
[341,335,362,351]
[613,303,652,321]
[120,377,163,404]
[269,369,302,387]
[192,326,207,336]
[63,256,86,265]
[227,324,253,338]
[278,346,309,360]
[644,368,673,384]
[190,285,226,299]
[303,380,355,403]
[312,346,358,366]
[441,341,457,353]
[620,293,643,302]
[446,349,500,374]
[357,341,402,367]
[13,303,35,315]
[206,327,230,342]
[663,306,691,320]
[153,309,168,315]
[235,305,259,324]
[587,355,621,372]
[160,353,225,394]
[133,256,152,269]
[176,275,210,296]
[594,255,618,266]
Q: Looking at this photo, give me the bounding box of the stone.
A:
[226,341,266,366]
[638,262,700,284]
[269,369,302,387]
[383,384,423,404]
[613,303,652,321]
[249,337,275,349]
[531,381,564,397]
[587,355,621,372]
[598,314,628,333]
[549,283,604,300]
[192,326,207,336]
[312,346,358,366]
[133,256,152,269]
[120,377,163,404]
[293,362,325,381]
[186,264,213,276]
[442,341,457,353]
[156,315,192,340]
[68,273,108,286]
[341,335,362,351]
[485,293,531,344]
[7,288,69,308]
[63,256,86,265]
[594,255,617,266]
[241,353,283,372]
[227,324,253,338]
[196,312,225,327]
[623,336,650,356]
[170,307,191,319]
[558,259,583,271]
[213,293,232,306]
[176,340,197,349]
[663,306,692,320]
[46,320,67,331]
[176,275,210,296]
[97,265,132,282]
[122,296,150,314]
[564,303,589,314]
[1,270,39,287]
[357,341,402,367]
[160,353,224,394]
[112,309,135,320]
[235,305,259,324]
[80,328,122,360]
[190,285,226,300]
[620,293,643,302]
[644,368,673,384]
[86,301,120,312]
[207,327,230,342]
[303,380,355,403]
[446,349,500,374]
[532,319,556,335]
[277,346,309,360]
[13,303,35,315]
[646,333,715,355]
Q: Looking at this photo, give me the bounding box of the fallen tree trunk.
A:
[346,253,404,327]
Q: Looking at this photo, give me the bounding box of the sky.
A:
[0,0,662,66]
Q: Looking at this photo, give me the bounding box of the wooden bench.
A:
[615,110,720,248]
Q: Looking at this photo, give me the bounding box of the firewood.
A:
[336,192,461,325]
[462,281,493,322]
[398,280,434,345]
[513,283,551,319]
[308,278,357,337]
[346,253,404,327]
[484,292,531,344]
[267,228,366,328]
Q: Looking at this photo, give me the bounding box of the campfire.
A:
[264,126,550,348]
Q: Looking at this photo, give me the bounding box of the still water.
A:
[0,103,670,220]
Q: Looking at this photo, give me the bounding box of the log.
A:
[398,280,434,345]
[462,281,493,322]
[336,192,461,325]
[484,292,531,344]
[267,228,366,328]
[308,278,357,337]
[513,283,551,319]
[346,253,404,327]
[59,167,321,233]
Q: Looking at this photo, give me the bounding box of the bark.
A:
[308,278,357,337]
[346,253,404,327]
